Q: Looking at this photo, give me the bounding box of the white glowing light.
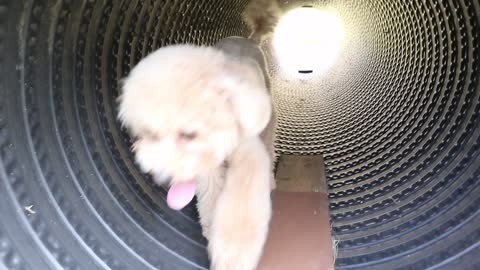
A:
[273,8,345,76]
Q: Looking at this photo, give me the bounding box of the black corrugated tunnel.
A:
[1,0,479,269]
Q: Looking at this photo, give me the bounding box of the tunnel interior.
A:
[0,0,479,269]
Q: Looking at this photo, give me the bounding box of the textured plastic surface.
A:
[0,0,479,270]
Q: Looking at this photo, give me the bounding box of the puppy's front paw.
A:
[209,218,269,270]
[208,137,272,270]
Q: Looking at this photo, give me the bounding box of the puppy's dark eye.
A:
[178,131,198,141]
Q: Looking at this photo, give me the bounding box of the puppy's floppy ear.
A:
[220,60,272,137]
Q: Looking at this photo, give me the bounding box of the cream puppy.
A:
[117,0,281,269]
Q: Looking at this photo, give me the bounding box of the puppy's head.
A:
[118,45,271,187]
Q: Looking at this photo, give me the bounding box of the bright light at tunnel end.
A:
[273,8,345,78]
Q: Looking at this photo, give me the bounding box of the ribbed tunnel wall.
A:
[0,0,479,269]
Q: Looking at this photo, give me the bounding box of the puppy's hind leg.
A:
[208,137,272,270]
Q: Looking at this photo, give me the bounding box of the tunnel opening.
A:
[0,0,479,269]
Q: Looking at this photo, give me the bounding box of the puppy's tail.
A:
[242,0,282,43]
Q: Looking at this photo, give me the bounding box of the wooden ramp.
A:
[257,155,335,270]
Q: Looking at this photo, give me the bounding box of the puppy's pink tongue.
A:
[167,179,196,210]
